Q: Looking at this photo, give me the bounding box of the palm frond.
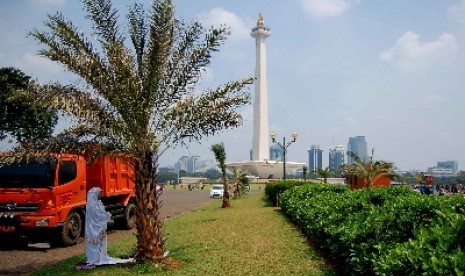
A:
[82,0,122,45]
[142,0,175,102]
[158,78,252,146]
[128,3,148,76]
[30,13,112,93]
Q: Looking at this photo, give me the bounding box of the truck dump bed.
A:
[86,156,135,197]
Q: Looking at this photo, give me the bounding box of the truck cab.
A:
[0,154,136,246]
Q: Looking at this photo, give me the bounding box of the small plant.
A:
[232,168,249,198]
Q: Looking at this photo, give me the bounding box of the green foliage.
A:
[27,0,252,260]
[27,0,253,155]
[211,143,226,175]
[318,167,331,183]
[0,67,58,143]
[279,184,465,275]
[211,143,230,207]
[33,193,334,275]
[264,180,311,206]
[375,195,465,275]
[232,168,249,198]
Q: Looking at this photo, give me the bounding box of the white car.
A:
[209,185,224,198]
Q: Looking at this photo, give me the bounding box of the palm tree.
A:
[211,143,230,208]
[318,167,331,183]
[345,149,394,188]
[232,168,248,198]
[28,0,252,262]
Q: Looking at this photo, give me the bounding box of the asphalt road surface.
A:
[0,189,215,275]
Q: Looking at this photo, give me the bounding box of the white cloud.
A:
[300,0,359,19]
[196,67,215,89]
[448,0,465,26]
[198,8,249,41]
[379,31,458,72]
[344,116,357,125]
[327,116,357,135]
[14,52,64,82]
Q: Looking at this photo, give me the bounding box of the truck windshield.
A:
[0,160,56,188]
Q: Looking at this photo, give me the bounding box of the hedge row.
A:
[264,180,311,206]
[278,184,465,275]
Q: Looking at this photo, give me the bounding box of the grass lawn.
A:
[33,193,336,275]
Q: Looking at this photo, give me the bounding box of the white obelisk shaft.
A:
[250,14,271,161]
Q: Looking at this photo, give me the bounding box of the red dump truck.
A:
[0,154,136,246]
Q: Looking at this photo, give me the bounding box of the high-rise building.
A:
[186,156,200,173]
[308,145,323,172]
[437,160,458,172]
[175,155,200,173]
[347,136,368,164]
[270,144,284,161]
[329,145,345,172]
[428,160,459,177]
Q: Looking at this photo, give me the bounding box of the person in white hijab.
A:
[85,187,133,266]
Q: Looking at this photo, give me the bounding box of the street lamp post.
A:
[270,132,298,180]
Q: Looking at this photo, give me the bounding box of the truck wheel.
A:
[60,211,82,246]
[123,203,136,230]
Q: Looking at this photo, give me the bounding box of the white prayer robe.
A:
[85,187,132,265]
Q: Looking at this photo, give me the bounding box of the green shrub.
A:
[264,180,310,206]
[279,184,465,275]
[374,195,465,275]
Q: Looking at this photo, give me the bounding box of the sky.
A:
[1,0,465,172]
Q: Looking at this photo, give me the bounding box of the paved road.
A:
[0,189,215,275]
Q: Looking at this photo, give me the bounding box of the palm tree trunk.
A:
[222,175,230,208]
[134,147,165,261]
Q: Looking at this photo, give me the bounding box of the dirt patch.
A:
[0,189,214,275]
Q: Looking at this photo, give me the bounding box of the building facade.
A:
[428,160,459,178]
[347,136,368,164]
[269,144,284,161]
[308,145,323,172]
[329,144,345,172]
[175,155,200,173]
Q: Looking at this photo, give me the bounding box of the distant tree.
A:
[332,168,344,178]
[0,67,58,143]
[345,149,394,188]
[211,143,230,208]
[205,168,222,180]
[457,171,465,184]
[318,167,331,183]
[157,171,177,184]
[307,169,319,180]
[302,165,308,181]
[27,0,252,262]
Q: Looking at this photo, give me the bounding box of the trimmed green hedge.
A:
[264,180,313,206]
[279,184,465,275]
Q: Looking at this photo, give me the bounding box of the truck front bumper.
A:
[0,212,58,233]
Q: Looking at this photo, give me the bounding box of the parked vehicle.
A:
[209,185,224,198]
[0,153,136,246]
